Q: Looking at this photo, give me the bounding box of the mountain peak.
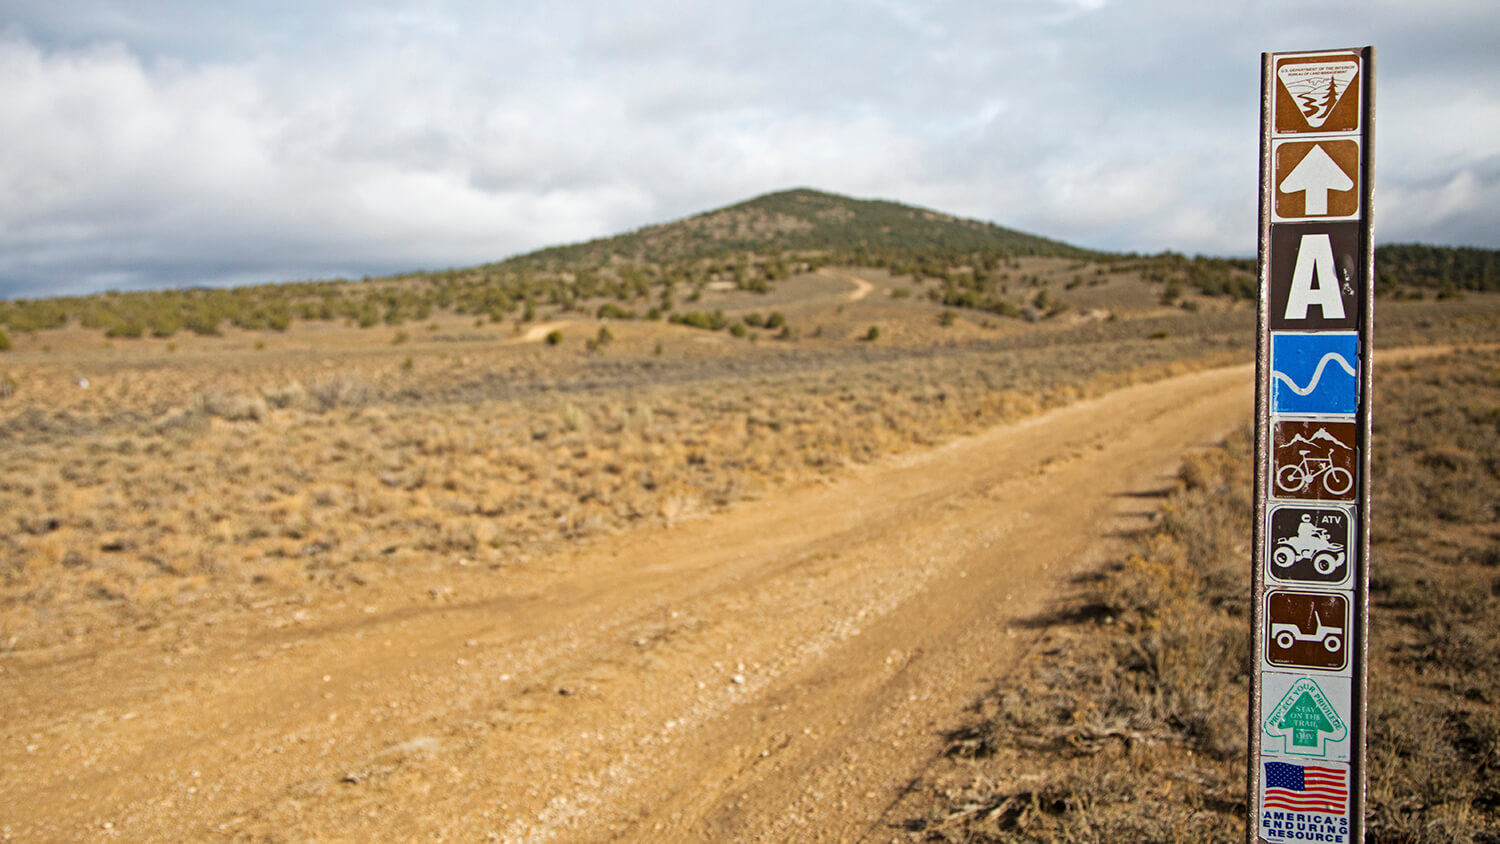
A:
[501,188,1087,270]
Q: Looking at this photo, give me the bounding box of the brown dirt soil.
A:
[0,362,1256,842]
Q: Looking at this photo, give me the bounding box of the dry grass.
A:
[0,283,1497,669]
[1367,349,1500,843]
[901,348,1500,842]
[0,327,1239,652]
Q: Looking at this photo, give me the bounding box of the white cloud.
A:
[0,1,1497,297]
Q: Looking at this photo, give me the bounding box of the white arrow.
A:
[1280,144,1353,215]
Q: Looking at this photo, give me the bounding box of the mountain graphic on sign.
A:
[1284,428,1351,452]
[1277,61,1359,128]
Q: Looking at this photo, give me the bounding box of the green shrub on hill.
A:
[669,310,729,331]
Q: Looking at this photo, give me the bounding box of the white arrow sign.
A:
[1279,144,1354,215]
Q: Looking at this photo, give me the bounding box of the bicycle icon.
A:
[1276,449,1353,497]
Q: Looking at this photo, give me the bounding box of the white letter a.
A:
[1285,234,1344,320]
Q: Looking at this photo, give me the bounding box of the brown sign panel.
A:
[1275,139,1360,219]
[1272,420,1358,503]
[1269,222,1361,331]
[1268,504,1354,585]
[1274,52,1362,135]
[1267,590,1349,671]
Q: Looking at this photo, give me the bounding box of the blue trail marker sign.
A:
[1251,47,1373,844]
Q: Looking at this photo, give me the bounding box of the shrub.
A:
[586,326,613,354]
[308,375,372,412]
[185,312,222,336]
[0,328,10,351]
[730,323,747,338]
[865,325,880,341]
[105,320,145,339]
[197,390,269,422]
[765,312,786,330]
[262,381,308,409]
[544,329,564,346]
[596,303,635,320]
[938,310,956,327]
[149,313,181,338]
[1161,280,1183,305]
[669,310,728,331]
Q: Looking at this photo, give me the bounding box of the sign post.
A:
[1250,47,1373,844]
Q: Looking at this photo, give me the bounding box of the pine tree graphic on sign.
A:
[1298,82,1326,120]
[1263,675,1348,757]
[1280,691,1335,748]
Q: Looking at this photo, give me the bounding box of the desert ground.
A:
[2,262,1497,842]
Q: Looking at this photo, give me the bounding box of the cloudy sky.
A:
[1,1,1496,298]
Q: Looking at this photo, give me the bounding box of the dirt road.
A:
[0,363,1253,842]
[816,268,875,302]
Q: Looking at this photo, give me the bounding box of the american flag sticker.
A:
[1261,760,1352,842]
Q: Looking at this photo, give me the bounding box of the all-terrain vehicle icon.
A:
[1272,514,1346,575]
[1271,618,1343,653]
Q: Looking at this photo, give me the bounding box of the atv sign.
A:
[1253,45,1373,841]
[1268,505,1353,586]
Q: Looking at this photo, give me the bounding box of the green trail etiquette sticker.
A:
[1263,675,1348,757]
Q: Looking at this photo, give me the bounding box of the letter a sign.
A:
[1269,224,1359,330]
[1286,235,1343,320]
[1252,47,1373,844]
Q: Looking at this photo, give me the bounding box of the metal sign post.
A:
[1250,47,1374,844]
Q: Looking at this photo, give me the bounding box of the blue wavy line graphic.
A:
[1273,352,1357,397]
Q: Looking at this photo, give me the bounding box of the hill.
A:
[498,187,1090,270]
[0,187,1496,342]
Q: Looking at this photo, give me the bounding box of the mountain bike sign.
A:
[1252,46,1373,844]
[1271,420,1357,502]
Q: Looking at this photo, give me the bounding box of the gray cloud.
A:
[1,0,1497,298]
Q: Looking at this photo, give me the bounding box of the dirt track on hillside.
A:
[0,363,1257,842]
[817,268,875,302]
